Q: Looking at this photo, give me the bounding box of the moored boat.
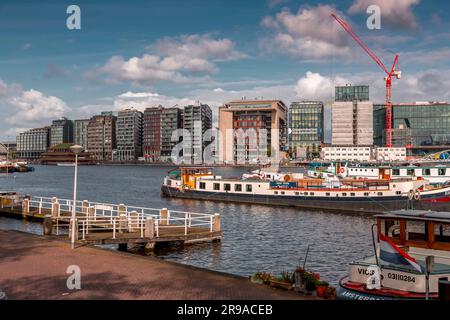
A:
[338,210,450,300]
[161,167,450,214]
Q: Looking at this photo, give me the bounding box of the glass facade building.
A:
[289,101,324,159]
[335,85,369,102]
[392,103,450,149]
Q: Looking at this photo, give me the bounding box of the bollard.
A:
[144,217,155,239]
[88,206,96,220]
[43,215,53,235]
[119,213,127,233]
[129,210,138,232]
[160,208,169,226]
[51,201,60,217]
[212,213,221,232]
[82,200,89,214]
[22,198,30,217]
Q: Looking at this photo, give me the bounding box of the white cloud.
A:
[295,71,349,101]
[87,34,245,85]
[261,5,352,60]
[0,79,70,137]
[348,0,420,30]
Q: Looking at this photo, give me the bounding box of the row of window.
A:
[273,191,387,196]
[199,182,253,192]
[392,168,447,176]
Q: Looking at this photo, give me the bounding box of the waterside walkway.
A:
[0,230,314,300]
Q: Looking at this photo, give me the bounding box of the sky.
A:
[1,0,450,140]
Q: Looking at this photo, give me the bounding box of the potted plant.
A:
[251,272,273,285]
[269,271,294,290]
[315,280,329,298]
[302,271,318,292]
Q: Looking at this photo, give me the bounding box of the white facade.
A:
[375,147,407,161]
[323,146,372,162]
[331,101,373,146]
[331,102,354,145]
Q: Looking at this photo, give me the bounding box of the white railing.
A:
[31,196,219,240]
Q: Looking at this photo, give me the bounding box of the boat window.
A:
[274,191,278,195]
[422,168,431,176]
[364,192,369,196]
[342,193,347,196]
[350,193,355,196]
[434,224,450,243]
[382,219,401,240]
[326,192,330,196]
[281,191,285,195]
[406,220,428,242]
[439,168,446,176]
[377,192,383,196]
[310,192,314,196]
[199,182,206,190]
[213,183,220,191]
[246,184,252,192]
[224,184,231,191]
[407,169,414,176]
[295,192,299,196]
[234,184,242,192]
[304,192,309,196]
[396,191,401,195]
[392,169,400,176]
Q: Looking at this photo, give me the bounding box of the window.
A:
[295,192,299,195]
[326,192,330,196]
[377,192,383,196]
[350,193,355,196]
[274,191,278,195]
[213,183,220,191]
[224,184,231,191]
[407,169,414,176]
[439,168,446,176]
[234,184,242,192]
[342,193,347,196]
[246,184,252,192]
[199,182,206,190]
[396,191,402,195]
[310,192,314,196]
[364,192,369,196]
[281,191,285,195]
[392,169,400,176]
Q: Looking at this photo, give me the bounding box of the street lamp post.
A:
[70,144,84,249]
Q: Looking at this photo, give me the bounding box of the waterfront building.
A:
[50,117,73,147]
[323,146,372,162]
[74,119,90,151]
[218,99,288,164]
[373,102,450,155]
[373,103,386,146]
[161,107,183,161]
[143,106,163,162]
[182,104,212,164]
[0,141,17,160]
[87,115,117,161]
[16,127,50,160]
[335,85,369,102]
[115,108,143,161]
[288,101,324,160]
[331,101,373,146]
[374,147,407,162]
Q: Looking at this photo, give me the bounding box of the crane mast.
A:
[331,13,401,147]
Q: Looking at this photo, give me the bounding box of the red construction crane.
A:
[331,13,401,147]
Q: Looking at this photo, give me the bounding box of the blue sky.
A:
[1,0,450,139]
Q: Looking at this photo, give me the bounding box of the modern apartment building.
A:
[161,107,183,161]
[143,106,163,161]
[218,99,288,164]
[289,101,324,159]
[74,119,90,151]
[115,108,143,161]
[182,104,212,164]
[332,85,373,146]
[16,127,50,160]
[50,117,73,147]
[87,115,117,161]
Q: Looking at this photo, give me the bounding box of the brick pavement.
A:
[0,230,315,300]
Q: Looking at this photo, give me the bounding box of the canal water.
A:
[0,165,375,284]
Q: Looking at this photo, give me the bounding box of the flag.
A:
[379,233,423,273]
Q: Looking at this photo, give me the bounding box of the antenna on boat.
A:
[371,224,380,267]
[302,244,311,270]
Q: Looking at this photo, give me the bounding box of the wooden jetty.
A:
[0,193,221,250]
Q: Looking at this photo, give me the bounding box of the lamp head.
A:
[70,144,84,154]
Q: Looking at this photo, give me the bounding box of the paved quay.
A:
[0,230,314,300]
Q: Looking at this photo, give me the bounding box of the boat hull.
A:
[161,185,450,214]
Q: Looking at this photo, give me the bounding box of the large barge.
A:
[161,167,450,214]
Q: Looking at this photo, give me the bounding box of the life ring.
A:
[414,190,421,201]
[339,167,345,174]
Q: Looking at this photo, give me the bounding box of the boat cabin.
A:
[376,210,450,255]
